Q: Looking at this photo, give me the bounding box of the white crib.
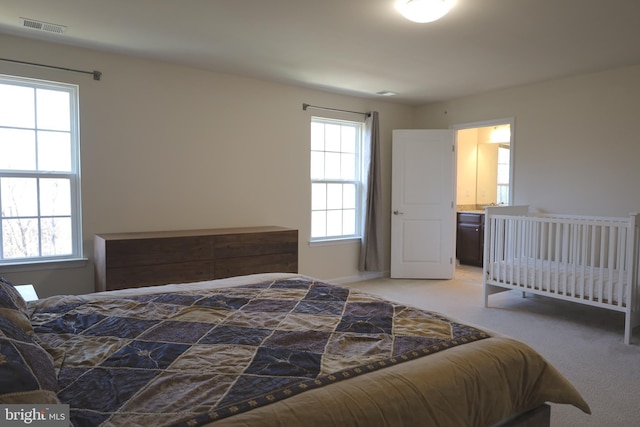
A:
[483,205,640,344]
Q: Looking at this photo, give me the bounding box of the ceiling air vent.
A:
[20,18,67,34]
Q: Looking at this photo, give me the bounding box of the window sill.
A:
[0,257,89,273]
[309,237,362,247]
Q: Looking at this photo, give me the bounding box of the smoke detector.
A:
[20,17,67,34]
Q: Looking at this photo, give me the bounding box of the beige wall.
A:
[476,143,499,205]
[456,128,478,205]
[3,33,640,297]
[416,65,640,217]
[0,34,414,296]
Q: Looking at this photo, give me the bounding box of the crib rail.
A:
[485,212,634,309]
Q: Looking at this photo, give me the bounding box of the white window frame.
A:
[0,74,83,268]
[310,116,364,243]
[496,144,510,205]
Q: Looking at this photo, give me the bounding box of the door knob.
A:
[393,210,404,215]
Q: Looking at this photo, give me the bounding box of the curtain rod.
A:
[0,57,102,80]
[302,103,370,117]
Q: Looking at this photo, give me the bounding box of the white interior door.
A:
[391,129,455,279]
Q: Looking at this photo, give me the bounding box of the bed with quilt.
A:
[1,273,590,426]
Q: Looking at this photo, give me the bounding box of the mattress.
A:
[487,258,628,305]
[2,273,590,426]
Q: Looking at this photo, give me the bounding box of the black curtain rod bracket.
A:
[0,57,102,81]
[303,103,370,117]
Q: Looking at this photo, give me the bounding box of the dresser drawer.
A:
[104,236,213,268]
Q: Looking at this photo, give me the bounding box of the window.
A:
[496,145,510,204]
[0,74,82,265]
[310,117,363,241]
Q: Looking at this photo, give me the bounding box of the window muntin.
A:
[0,75,82,264]
[310,117,363,241]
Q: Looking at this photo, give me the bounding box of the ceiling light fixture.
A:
[395,0,456,24]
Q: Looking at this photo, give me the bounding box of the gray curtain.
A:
[359,111,383,271]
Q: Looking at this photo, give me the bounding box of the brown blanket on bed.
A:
[30,277,489,426]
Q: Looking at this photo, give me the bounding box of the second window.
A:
[310,117,363,241]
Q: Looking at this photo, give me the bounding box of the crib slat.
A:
[496,217,503,283]
[578,223,587,301]
[575,223,581,299]
[563,223,575,296]
[536,220,543,290]
[553,223,562,295]
[544,221,552,292]
[495,217,502,283]
[589,225,597,303]
[488,216,495,280]
[570,222,578,298]
[583,223,590,301]
[526,221,539,288]
[606,225,614,304]
[598,224,606,303]
[527,220,533,290]
[616,224,625,307]
[511,221,527,286]
[499,217,504,283]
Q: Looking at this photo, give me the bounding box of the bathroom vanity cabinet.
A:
[456,212,484,267]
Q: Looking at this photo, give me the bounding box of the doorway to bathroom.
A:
[453,118,514,211]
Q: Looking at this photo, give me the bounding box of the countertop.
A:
[457,210,485,214]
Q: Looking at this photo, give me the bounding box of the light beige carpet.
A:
[346,265,640,427]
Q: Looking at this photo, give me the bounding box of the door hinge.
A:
[450,257,453,264]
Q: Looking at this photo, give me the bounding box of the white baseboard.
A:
[329,270,388,284]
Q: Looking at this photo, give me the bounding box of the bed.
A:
[484,205,640,344]
[1,273,590,426]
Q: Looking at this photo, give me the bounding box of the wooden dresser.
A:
[94,226,298,292]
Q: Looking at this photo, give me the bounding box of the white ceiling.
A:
[1,0,640,105]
